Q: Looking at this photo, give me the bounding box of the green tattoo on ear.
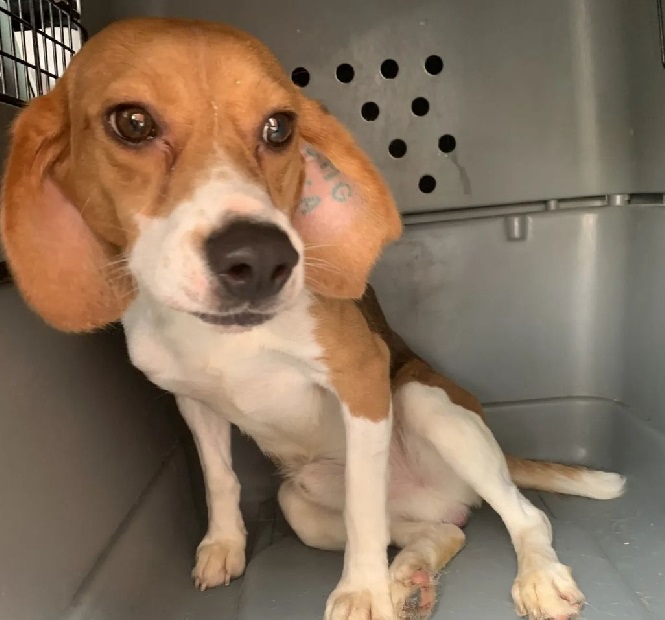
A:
[300,195,321,214]
[332,182,352,202]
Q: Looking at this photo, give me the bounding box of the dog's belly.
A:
[289,434,480,525]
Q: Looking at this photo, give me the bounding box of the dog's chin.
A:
[192,310,274,332]
[180,282,303,333]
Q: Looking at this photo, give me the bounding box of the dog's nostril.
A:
[226,263,253,282]
[271,264,289,283]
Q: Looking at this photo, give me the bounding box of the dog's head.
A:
[0,17,401,332]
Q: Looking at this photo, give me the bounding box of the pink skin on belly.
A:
[448,507,470,528]
[389,438,471,528]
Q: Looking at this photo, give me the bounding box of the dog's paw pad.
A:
[391,567,438,620]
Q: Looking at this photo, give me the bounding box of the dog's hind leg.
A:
[279,480,464,619]
[396,380,586,620]
[278,480,347,551]
[389,521,465,620]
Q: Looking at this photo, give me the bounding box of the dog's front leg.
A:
[325,350,395,620]
[177,396,247,591]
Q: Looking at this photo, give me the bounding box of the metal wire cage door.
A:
[0,0,86,106]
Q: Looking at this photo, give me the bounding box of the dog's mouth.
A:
[193,310,273,328]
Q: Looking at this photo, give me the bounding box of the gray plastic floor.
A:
[67,398,665,620]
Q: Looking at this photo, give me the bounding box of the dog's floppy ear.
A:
[293,99,402,299]
[0,84,133,332]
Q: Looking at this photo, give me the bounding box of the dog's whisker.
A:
[304,258,340,268]
[106,273,131,288]
[78,192,94,218]
[304,259,343,275]
[305,267,343,279]
[105,272,126,285]
[304,254,338,263]
[104,262,134,288]
[104,259,129,275]
[304,243,336,251]
[304,255,340,265]
[105,256,129,269]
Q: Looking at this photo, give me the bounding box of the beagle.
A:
[0,17,625,620]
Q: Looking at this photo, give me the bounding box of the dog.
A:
[0,17,625,620]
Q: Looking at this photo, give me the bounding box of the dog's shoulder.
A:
[353,283,418,381]
[354,284,484,418]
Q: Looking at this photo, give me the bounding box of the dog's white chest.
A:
[122,293,344,460]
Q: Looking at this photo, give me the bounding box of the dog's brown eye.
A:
[109,105,158,145]
[262,113,294,148]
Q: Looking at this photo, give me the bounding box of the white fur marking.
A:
[128,172,304,317]
[548,469,626,500]
[325,407,394,620]
[177,396,246,589]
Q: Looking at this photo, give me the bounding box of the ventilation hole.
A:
[425,55,444,75]
[361,101,380,121]
[336,63,355,83]
[412,97,430,116]
[291,67,310,88]
[380,59,399,79]
[389,139,407,158]
[419,175,436,194]
[438,134,457,154]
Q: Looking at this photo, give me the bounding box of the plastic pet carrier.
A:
[1,1,664,619]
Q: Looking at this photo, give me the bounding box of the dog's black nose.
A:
[205,221,299,303]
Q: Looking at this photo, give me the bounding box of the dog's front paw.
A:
[325,583,396,620]
[192,539,246,591]
[512,563,584,620]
